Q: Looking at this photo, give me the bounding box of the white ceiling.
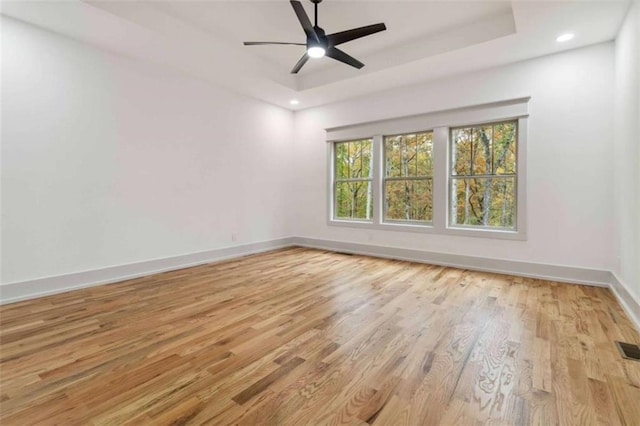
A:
[151,1,513,72]
[2,1,631,110]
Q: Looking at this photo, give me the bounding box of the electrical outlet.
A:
[231,233,238,242]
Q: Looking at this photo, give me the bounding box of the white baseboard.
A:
[291,237,611,287]
[0,237,296,305]
[609,272,640,330]
[4,236,637,332]
[293,237,640,330]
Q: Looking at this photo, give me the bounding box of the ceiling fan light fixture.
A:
[307,46,326,58]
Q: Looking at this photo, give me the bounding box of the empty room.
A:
[1,0,639,424]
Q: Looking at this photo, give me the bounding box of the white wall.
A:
[613,2,640,302]
[1,14,628,294]
[1,17,294,284]
[293,43,616,270]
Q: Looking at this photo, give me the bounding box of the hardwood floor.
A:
[1,247,639,425]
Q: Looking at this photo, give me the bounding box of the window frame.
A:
[332,138,375,223]
[447,120,519,232]
[326,98,528,240]
[444,117,527,240]
[382,130,435,226]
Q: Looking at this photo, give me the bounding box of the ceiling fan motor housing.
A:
[309,26,328,50]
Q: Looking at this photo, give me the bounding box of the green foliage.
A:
[493,123,516,175]
[451,122,517,228]
[385,132,433,177]
[385,179,432,221]
[333,122,517,227]
[335,181,373,220]
[451,178,515,227]
[383,131,433,222]
[335,139,373,220]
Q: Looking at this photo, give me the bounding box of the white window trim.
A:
[444,118,527,240]
[326,98,529,241]
[331,138,375,223]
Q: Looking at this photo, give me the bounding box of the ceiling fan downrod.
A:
[312,0,320,27]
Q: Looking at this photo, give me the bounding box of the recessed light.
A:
[307,46,326,58]
[289,99,299,105]
[556,33,575,43]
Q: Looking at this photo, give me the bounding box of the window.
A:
[450,121,517,229]
[327,98,528,239]
[333,139,373,221]
[383,131,433,223]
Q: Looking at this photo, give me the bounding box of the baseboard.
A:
[294,237,640,329]
[609,272,640,330]
[291,237,612,287]
[0,237,296,305]
[1,236,624,312]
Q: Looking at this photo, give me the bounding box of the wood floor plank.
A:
[1,247,639,425]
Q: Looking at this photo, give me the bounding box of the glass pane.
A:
[335,140,373,180]
[355,140,372,179]
[385,179,432,222]
[385,131,433,178]
[472,126,492,175]
[416,132,433,176]
[451,177,515,228]
[493,122,516,175]
[335,142,349,179]
[489,177,516,227]
[451,128,472,176]
[335,180,373,220]
[451,178,484,226]
[385,135,402,178]
[403,134,417,177]
[360,140,373,179]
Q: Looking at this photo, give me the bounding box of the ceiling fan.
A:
[243,0,386,74]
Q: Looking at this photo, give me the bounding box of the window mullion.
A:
[432,126,448,232]
[372,135,383,225]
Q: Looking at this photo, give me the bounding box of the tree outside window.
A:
[450,121,517,228]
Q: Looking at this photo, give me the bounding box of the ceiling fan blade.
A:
[243,42,305,46]
[326,47,364,69]
[291,53,310,74]
[290,0,319,43]
[327,23,386,46]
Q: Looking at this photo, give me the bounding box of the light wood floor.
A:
[1,248,639,425]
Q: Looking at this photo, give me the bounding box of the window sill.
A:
[328,219,527,240]
[328,219,376,230]
[329,219,434,234]
[379,221,434,234]
[445,226,526,241]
